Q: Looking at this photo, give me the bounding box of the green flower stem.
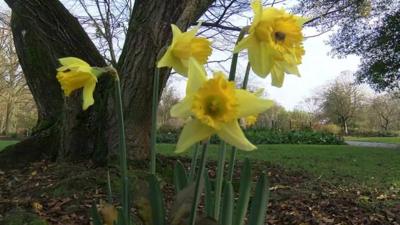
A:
[213,141,227,219]
[150,69,160,174]
[189,140,209,225]
[107,170,113,203]
[227,28,249,182]
[227,146,237,182]
[227,63,251,182]
[242,62,251,89]
[228,27,248,81]
[188,143,200,182]
[113,75,130,225]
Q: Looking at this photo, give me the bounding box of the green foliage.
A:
[233,159,252,225]
[148,174,166,225]
[248,174,269,225]
[157,129,344,145]
[173,161,188,192]
[220,181,234,225]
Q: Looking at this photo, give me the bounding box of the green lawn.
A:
[158,144,400,187]
[0,140,18,151]
[345,136,400,144]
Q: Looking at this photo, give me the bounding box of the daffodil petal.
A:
[236,89,274,117]
[171,24,183,45]
[251,0,263,28]
[248,41,272,76]
[59,57,90,67]
[175,119,213,153]
[186,58,207,94]
[157,49,174,68]
[82,78,97,110]
[234,35,254,53]
[271,65,285,87]
[170,96,193,118]
[217,121,256,151]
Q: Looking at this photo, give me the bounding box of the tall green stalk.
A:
[188,143,200,182]
[213,141,226,219]
[150,69,160,174]
[189,140,209,225]
[113,72,130,225]
[227,63,251,182]
[226,28,249,182]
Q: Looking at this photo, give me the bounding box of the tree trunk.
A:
[0,0,213,169]
[344,120,348,135]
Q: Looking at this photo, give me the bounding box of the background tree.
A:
[370,94,400,131]
[319,74,365,134]
[0,13,36,136]
[0,0,214,168]
[157,81,181,128]
[295,0,400,93]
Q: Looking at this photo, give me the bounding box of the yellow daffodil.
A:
[234,0,307,87]
[56,57,103,110]
[241,89,265,128]
[244,115,258,127]
[157,24,212,75]
[170,58,273,153]
[99,203,118,225]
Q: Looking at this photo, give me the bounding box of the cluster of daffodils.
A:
[156,0,306,153]
[55,0,306,154]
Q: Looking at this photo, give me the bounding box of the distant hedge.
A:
[157,128,345,145]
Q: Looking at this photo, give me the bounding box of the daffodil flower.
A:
[56,57,103,110]
[243,115,258,127]
[241,88,265,128]
[157,24,212,75]
[170,58,274,153]
[234,0,307,87]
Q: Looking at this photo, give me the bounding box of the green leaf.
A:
[204,172,214,217]
[90,202,103,225]
[148,174,165,225]
[233,158,252,225]
[219,181,233,225]
[248,173,270,225]
[174,160,188,192]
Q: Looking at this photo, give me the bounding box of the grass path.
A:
[345,136,400,144]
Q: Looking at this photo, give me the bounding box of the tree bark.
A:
[0,0,214,169]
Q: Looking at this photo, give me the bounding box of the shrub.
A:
[315,124,341,135]
[157,128,345,145]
